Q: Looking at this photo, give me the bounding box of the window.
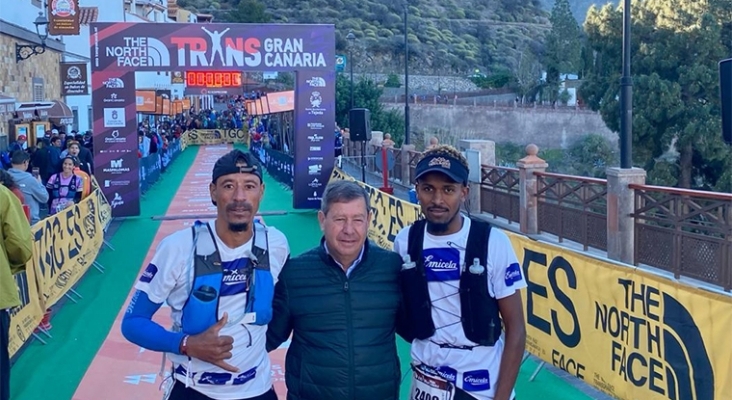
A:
[88,106,93,132]
[32,77,44,101]
[31,0,41,8]
[72,107,79,132]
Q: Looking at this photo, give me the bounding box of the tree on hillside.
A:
[226,0,271,23]
[335,74,405,145]
[580,0,731,189]
[543,0,582,102]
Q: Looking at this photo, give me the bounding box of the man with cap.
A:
[394,145,527,400]
[121,149,290,400]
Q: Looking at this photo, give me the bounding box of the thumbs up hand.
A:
[185,312,239,373]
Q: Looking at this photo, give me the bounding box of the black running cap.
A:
[211,149,262,183]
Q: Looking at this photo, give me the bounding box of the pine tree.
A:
[543,0,582,102]
[581,0,731,189]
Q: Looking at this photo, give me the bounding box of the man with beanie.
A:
[121,149,290,400]
[0,184,33,400]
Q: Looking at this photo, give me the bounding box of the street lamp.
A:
[403,3,410,145]
[16,12,49,63]
[346,30,356,110]
[619,0,632,168]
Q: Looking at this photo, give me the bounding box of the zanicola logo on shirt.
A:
[462,369,490,391]
[424,255,458,270]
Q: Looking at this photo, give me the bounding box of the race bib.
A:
[410,364,455,400]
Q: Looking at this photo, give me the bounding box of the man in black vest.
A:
[394,145,527,400]
[266,180,403,400]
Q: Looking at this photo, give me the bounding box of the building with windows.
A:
[0,0,71,148]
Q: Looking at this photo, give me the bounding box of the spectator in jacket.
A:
[0,184,33,400]
[0,170,24,203]
[267,180,403,400]
[8,151,48,224]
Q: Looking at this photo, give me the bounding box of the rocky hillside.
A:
[178,0,552,75]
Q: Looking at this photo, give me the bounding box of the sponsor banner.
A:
[9,184,112,357]
[253,146,294,189]
[329,166,732,400]
[7,264,44,358]
[265,90,295,114]
[293,70,335,209]
[90,23,335,72]
[32,188,109,310]
[60,62,88,96]
[92,70,139,217]
[185,129,249,146]
[139,153,162,194]
[508,233,731,400]
[135,90,156,113]
[328,167,420,249]
[48,0,80,36]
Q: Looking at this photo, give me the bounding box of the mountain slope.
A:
[178,0,551,74]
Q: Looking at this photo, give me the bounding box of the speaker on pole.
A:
[721,58,732,144]
[349,108,371,142]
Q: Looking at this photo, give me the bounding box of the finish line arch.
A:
[90,22,336,217]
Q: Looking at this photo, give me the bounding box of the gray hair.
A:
[320,180,370,215]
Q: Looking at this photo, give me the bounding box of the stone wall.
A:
[0,34,62,101]
[384,103,617,150]
[0,33,62,137]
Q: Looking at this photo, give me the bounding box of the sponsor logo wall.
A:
[9,183,113,358]
[90,22,335,212]
[92,70,139,217]
[327,167,732,400]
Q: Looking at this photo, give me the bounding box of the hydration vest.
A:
[401,217,502,347]
[180,220,274,336]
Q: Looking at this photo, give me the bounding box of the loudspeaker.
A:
[349,108,371,142]
[721,59,732,144]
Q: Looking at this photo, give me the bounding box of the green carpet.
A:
[10,147,200,400]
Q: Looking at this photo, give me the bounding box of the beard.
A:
[425,208,460,234]
[225,201,253,233]
[425,220,450,234]
[228,222,249,232]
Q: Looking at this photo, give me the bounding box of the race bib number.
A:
[410,364,454,400]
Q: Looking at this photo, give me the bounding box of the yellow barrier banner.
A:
[186,129,250,147]
[7,262,44,358]
[508,232,732,400]
[329,167,420,249]
[32,187,110,310]
[8,185,112,357]
[330,166,732,400]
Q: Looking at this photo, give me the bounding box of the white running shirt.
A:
[394,216,527,400]
[135,220,290,400]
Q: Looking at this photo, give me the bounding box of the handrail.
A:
[629,183,732,201]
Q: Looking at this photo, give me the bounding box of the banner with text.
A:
[185,129,250,146]
[92,70,140,217]
[7,265,44,358]
[90,23,335,72]
[254,147,294,189]
[32,187,111,310]
[9,185,112,357]
[293,70,336,209]
[508,233,732,400]
[328,166,732,400]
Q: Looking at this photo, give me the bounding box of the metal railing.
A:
[631,184,732,290]
[535,172,608,251]
[480,165,520,224]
